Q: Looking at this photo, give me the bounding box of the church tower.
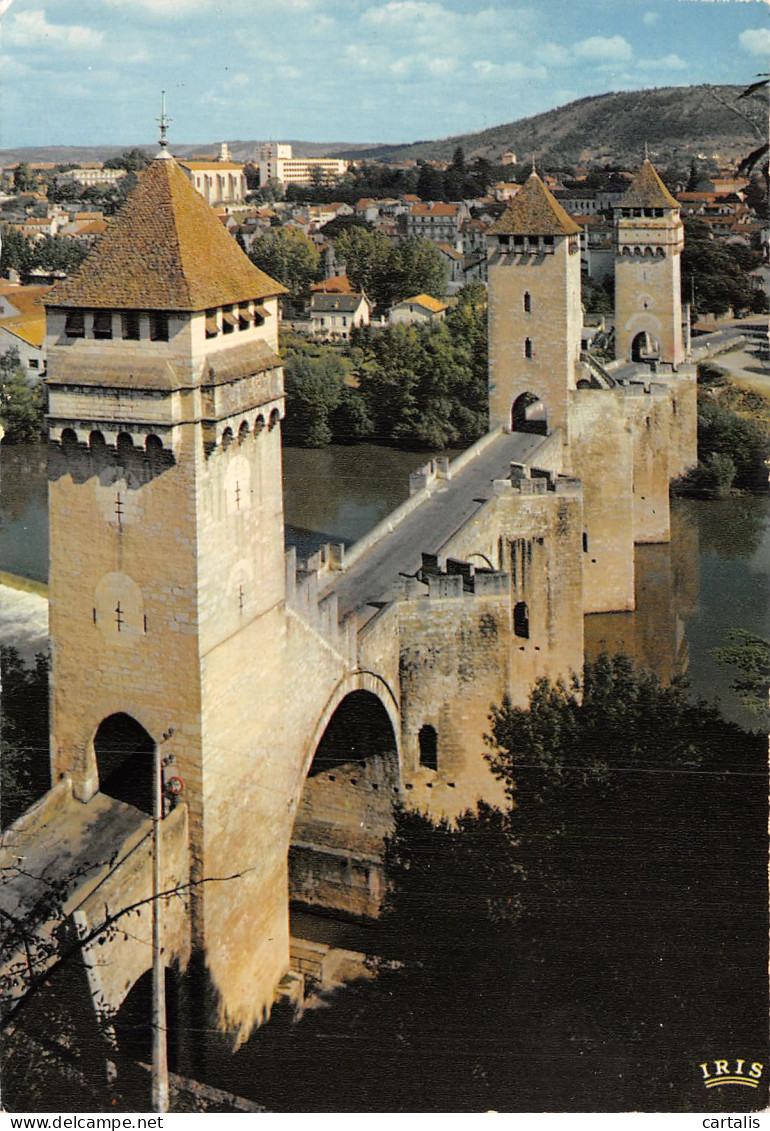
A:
[614,158,684,367]
[487,171,583,438]
[44,145,291,1029]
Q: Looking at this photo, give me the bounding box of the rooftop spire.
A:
[156,90,172,158]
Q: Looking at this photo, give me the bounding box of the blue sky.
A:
[0,0,768,150]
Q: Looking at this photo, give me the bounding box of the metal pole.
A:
[151,744,169,1113]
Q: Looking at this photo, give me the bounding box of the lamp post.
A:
[151,739,169,1113]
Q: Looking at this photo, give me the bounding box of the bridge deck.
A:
[0,792,148,951]
[321,430,551,621]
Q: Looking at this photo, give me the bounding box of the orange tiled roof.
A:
[0,283,50,348]
[411,202,460,217]
[179,159,244,172]
[396,293,448,313]
[310,274,355,294]
[617,159,679,210]
[45,154,285,312]
[487,172,581,237]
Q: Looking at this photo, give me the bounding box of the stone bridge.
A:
[1,152,698,1049]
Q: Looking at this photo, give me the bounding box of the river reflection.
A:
[1,441,768,725]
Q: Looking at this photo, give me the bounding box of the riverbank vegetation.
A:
[228,654,767,1112]
[673,361,770,497]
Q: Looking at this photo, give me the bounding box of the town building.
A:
[256,143,349,188]
[389,293,448,326]
[309,291,371,338]
[0,281,50,375]
[179,145,247,207]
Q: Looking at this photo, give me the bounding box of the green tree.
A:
[103,149,151,173]
[12,163,35,194]
[0,227,34,276]
[333,226,391,306]
[390,238,448,303]
[696,398,770,488]
[249,226,320,300]
[0,647,50,830]
[0,349,46,443]
[282,351,347,446]
[682,218,754,316]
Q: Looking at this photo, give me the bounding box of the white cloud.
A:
[362,1,449,25]
[642,12,659,27]
[536,42,570,67]
[739,28,770,57]
[473,58,548,81]
[639,53,687,72]
[6,9,103,50]
[575,35,633,63]
[98,0,221,14]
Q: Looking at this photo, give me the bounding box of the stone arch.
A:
[253,414,265,436]
[116,431,134,456]
[221,426,234,450]
[268,408,281,432]
[631,330,661,363]
[289,676,400,918]
[237,420,250,445]
[92,711,155,814]
[293,671,400,804]
[511,391,548,435]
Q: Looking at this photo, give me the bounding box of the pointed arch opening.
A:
[631,330,661,363]
[512,391,548,435]
[93,712,155,815]
[290,688,399,919]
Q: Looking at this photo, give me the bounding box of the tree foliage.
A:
[0,646,50,830]
[681,219,757,317]
[248,226,321,299]
[0,349,46,444]
[331,229,447,308]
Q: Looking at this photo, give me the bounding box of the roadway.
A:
[0,791,148,981]
[320,430,550,621]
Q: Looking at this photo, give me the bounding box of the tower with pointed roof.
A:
[44,145,291,1027]
[613,158,684,367]
[486,170,583,436]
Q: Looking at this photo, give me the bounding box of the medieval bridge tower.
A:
[486,162,695,613]
[614,158,685,367]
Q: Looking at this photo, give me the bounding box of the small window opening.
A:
[418,724,438,772]
[582,532,589,553]
[93,311,112,339]
[524,338,533,359]
[523,291,531,313]
[149,312,169,342]
[514,600,530,639]
[65,310,85,338]
[122,312,140,341]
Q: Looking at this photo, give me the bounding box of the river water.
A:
[1,441,768,727]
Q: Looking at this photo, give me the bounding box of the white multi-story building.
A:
[256,143,348,188]
[179,145,247,207]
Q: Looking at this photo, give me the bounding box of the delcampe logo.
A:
[699,1059,764,1089]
